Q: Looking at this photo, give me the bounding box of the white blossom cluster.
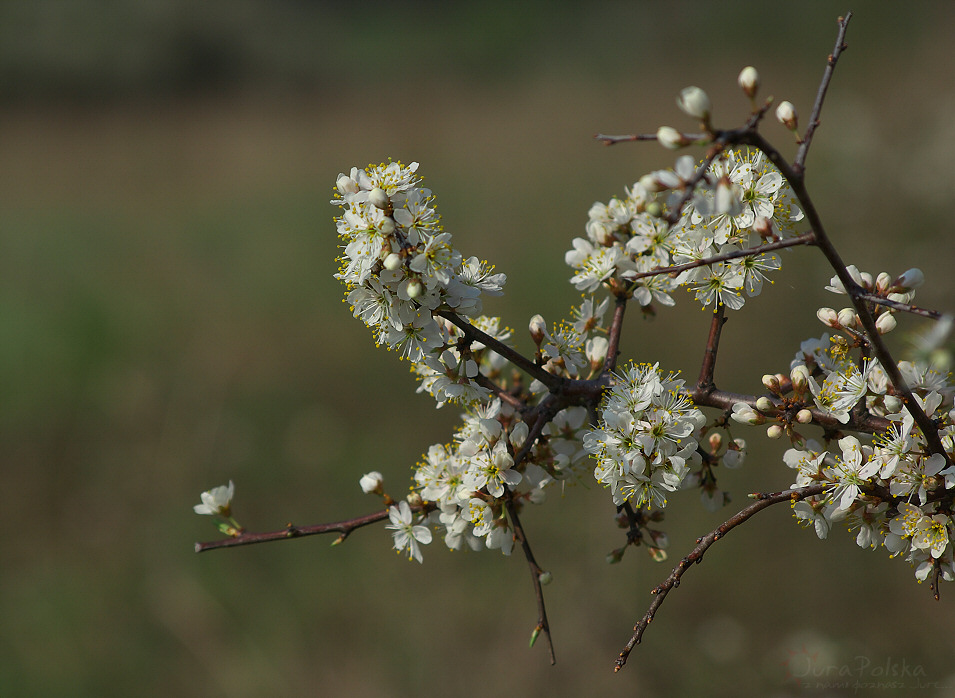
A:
[583,363,706,508]
[566,147,803,311]
[375,399,593,562]
[332,161,507,407]
[734,264,955,582]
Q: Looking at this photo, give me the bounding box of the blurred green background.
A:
[2,1,955,696]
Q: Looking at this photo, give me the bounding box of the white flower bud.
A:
[538,571,553,585]
[796,409,813,424]
[756,396,775,413]
[837,308,858,329]
[790,365,810,390]
[860,271,873,289]
[738,66,760,99]
[359,471,384,494]
[336,175,359,196]
[776,101,798,131]
[383,252,402,270]
[639,173,667,193]
[405,279,423,299]
[884,395,902,413]
[816,307,840,327]
[876,272,892,293]
[731,402,764,425]
[529,314,546,344]
[656,125,686,150]
[586,336,609,366]
[766,424,784,439]
[368,187,390,210]
[509,421,529,449]
[715,177,743,216]
[761,374,780,392]
[380,217,396,235]
[895,268,924,291]
[876,313,897,335]
[676,86,712,121]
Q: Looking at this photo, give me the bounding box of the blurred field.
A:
[2,2,955,697]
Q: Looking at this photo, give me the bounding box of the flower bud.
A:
[790,365,810,391]
[731,402,764,425]
[380,217,396,235]
[816,307,840,327]
[753,215,774,239]
[529,314,546,344]
[359,471,384,494]
[368,187,390,210]
[776,101,798,131]
[738,66,760,99]
[645,201,663,218]
[876,312,897,335]
[766,424,784,439]
[884,395,902,414]
[756,396,775,413]
[875,272,892,294]
[708,432,723,452]
[656,126,687,150]
[677,86,712,121]
[405,279,423,299]
[761,374,780,392]
[796,409,813,424]
[837,308,858,329]
[639,173,666,193]
[383,252,402,270]
[715,177,742,216]
[336,175,359,196]
[538,571,553,585]
[895,268,924,291]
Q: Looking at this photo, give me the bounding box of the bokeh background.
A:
[3,2,955,696]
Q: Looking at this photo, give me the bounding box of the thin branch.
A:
[195,502,436,553]
[695,304,726,393]
[604,296,628,374]
[474,373,525,411]
[614,484,827,672]
[856,293,945,320]
[505,496,557,665]
[626,233,814,287]
[437,310,564,390]
[794,13,853,172]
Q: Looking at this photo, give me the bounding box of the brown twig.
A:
[614,484,827,671]
[626,233,814,286]
[794,13,853,173]
[437,310,564,390]
[505,496,557,665]
[856,293,945,320]
[195,502,437,552]
[695,304,726,394]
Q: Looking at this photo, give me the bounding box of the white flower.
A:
[385,501,433,563]
[193,481,235,517]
